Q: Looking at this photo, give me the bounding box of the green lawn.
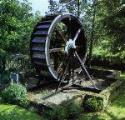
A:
[0,73,125,120]
[81,73,125,120]
[0,104,41,120]
[120,72,125,80]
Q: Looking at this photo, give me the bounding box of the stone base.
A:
[28,80,123,112]
[28,69,122,112]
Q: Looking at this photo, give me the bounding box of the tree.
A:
[46,0,60,15]
[89,0,125,69]
[47,0,83,16]
[93,0,125,53]
[0,0,40,54]
[101,0,125,53]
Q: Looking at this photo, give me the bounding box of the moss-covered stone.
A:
[83,95,103,112]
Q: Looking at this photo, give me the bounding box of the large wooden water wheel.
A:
[30,14,87,83]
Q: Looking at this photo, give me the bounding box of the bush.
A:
[43,106,67,120]
[63,101,83,120]
[83,95,103,112]
[1,84,29,107]
[42,101,83,120]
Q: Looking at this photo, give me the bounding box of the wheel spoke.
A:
[58,59,69,80]
[49,48,64,53]
[73,28,81,43]
[56,56,71,91]
[74,51,99,89]
[57,30,67,43]
[31,14,87,83]
[57,54,68,73]
[56,23,69,42]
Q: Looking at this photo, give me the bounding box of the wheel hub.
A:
[30,14,87,81]
[65,39,76,54]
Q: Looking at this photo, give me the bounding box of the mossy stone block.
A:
[83,95,103,112]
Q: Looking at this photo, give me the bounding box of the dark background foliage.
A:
[0,0,124,69]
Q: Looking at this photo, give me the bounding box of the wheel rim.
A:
[46,14,87,80]
[31,14,87,81]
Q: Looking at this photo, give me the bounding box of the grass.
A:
[38,73,125,120]
[120,72,125,80]
[78,94,125,119]
[31,72,125,120]
[81,73,125,120]
[0,72,125,120]
[0,104,41,120]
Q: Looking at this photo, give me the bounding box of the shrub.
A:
[43,106,67,120]
[42,100,83,120]
[1,84,29,107]
[83,95,103,112]
[63,101,83,120]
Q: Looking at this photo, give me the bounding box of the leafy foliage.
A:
[81,0,125,67]
[0,104,41,120]
[0,70,10,86]
[83,96,103,112]
[0,49,6,72]
[43,105,67,120]
[63,101,83,120]
[47,0,60,15]
[0,0,39,54]
[1,84,29,107]
[42,101,83,120]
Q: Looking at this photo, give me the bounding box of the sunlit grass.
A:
[120,72,125,80]
[81,74,125,120]
[0,104,41,120]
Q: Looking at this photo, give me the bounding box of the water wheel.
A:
[30,14,87,82]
